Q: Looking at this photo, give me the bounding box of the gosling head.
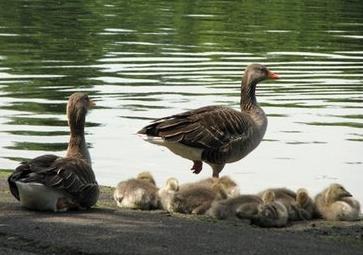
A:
[216,176,240,198]
[137,171,156,186]
[165,177,179,192]
[326,183,352,202]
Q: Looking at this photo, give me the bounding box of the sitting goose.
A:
[138,64,278,177]
[8,92,99,212]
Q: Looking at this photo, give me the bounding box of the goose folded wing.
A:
[8,154,60,200]
[139,106,254,162]
[8,156,99,207]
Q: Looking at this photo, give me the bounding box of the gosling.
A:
[158,177,179,211]
[170,182,228,215]
[252,190,289,228]
[207,191,289,228]
[113,172,159,210]
[206,194,263,220]
[258,188,315,221]
[180,176,240,197]
[315,183,361,221]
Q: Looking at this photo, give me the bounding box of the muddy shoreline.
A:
[0,170,362,255]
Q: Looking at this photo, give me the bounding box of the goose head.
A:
[243,64,279,86]
[241,64,278,108]
[67,92,95,134]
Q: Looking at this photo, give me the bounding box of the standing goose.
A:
[8,92,99,212]
[138,64,279,177]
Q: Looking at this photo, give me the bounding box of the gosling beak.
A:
[88,99,96,108]
[267,70,279,79]
[344,190,352,197]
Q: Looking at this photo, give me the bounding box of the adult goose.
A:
[138,64,278,177]
[8,92,99,212]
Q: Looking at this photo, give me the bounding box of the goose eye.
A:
[258,66,266,73]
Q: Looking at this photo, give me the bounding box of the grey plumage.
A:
[138,64,278,177]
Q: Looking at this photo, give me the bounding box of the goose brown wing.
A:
[8,155,99,208]
[138,106,254,163]
[8,154,60,200]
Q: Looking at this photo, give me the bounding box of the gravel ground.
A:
[0,170,362,255]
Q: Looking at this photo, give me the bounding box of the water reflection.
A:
[0,0,362,204]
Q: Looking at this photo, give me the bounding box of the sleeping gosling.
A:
[180,176,240,197]
[258,188,315,221]
[113,171,159,210]
[207,191,289,227]
[206,194,262,220]
[252,190,289,228]
[170,182,228,215]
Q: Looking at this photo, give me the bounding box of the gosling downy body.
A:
[207,194,262,220]
[207,190,288,227]
[180,176,240,198]
[315,183,361,221]
[8,93,99,212]
[170,182,228,215]
[138,64,279,177]
[113,172,159,210]
[258,188,315,221]
[252,190,289,228]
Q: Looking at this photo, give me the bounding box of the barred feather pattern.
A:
[8,154,99,208]
[138,105,264,165]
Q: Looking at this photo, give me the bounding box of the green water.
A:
[0,0,362,203]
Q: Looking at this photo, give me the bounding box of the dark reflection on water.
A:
[0,0,362,203]
[5,142,68,152]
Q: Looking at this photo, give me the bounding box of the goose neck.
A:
[240,78,257,111]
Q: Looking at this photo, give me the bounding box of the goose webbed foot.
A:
[191,160,203,174]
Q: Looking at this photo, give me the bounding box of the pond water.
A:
[0,0,362,204]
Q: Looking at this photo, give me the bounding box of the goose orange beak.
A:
[267,71,279,79]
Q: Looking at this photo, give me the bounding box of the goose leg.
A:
[211,164,225,178]
[191,160,203,174]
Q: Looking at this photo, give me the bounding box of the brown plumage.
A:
[8,92,99,211]
[138,64,279,177]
